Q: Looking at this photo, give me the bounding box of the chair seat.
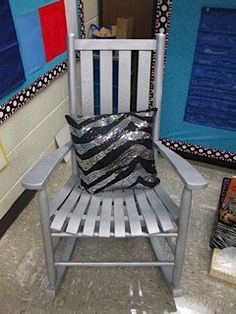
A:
[50,177,176,238]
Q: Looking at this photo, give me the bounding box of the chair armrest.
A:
[22,141,73,190]
[153,140,207,190]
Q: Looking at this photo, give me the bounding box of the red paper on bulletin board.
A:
[39,0,67,62]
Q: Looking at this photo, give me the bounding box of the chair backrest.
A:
[67,33,165,142]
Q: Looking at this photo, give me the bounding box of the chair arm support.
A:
[22,141,73,190]
[153,141,207,190]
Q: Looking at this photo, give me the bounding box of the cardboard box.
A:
[116,17,133,39]
[209,248,236,286]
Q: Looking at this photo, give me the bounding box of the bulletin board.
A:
[153,0,236,168]
[0,0,85,124]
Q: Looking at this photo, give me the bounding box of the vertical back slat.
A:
[118,51,131,112]
[80,50,94,115]
[68,34,79,177]
[100,50,113,114]
[68,34,77,116]
[136,51,152,111]
[153,33,166,141]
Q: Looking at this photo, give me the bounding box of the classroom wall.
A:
[0,0,99,219]
[84,0,99,36]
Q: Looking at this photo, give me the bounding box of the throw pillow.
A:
[65,108,160,193]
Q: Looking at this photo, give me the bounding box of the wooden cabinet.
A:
[99,0,155,39]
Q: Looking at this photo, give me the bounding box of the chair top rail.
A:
[75,39,157,51]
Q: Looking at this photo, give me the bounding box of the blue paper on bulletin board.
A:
[0,45,26,98]
[161,0,236,152]
[15,10,45,76]
[8,0,59,16]
[184,8,236,132]
[0,0,18,51]
[0,0,25,98]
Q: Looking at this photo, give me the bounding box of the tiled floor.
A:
[0,157,235,314]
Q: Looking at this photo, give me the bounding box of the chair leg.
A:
[172,188,192,297]
[150,236,173,288]
[38,187,57,297]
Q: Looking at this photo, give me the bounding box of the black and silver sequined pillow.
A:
[65,108,160,193]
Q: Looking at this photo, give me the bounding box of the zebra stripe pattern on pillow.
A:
[66,108,160,194]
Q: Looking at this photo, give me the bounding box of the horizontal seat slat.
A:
[145,189,174,232]
[50,186,82,231]
[154,185,179,221]
[99,192,113,237]
[49,176,79,216]
[114,190,126,237]
[66,213,143,222]
[51,186,177,237]
[124,190,143,236]
[134,190,160,234]
[66,191,91,234]
[82,195,101,236]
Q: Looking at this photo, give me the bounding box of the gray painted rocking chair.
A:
[22,33,207,298]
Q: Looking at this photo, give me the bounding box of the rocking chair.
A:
[22,33,207,298]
